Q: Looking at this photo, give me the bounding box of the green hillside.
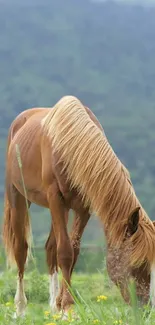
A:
[0,0,155,245]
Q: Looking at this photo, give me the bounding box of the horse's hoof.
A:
[50,301,58,313]
[62,307,79,321]
[13,312,17,319]
[13,311,26,319]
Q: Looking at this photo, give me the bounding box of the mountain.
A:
[0,0,155,244]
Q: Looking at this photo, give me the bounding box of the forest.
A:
[0,0,155,247]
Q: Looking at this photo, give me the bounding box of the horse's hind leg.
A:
[4,184,30,316]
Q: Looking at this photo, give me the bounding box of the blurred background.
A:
[0,0,155,272]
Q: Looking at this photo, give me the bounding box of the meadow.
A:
[0,266,155,325]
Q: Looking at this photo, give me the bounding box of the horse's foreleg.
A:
[58,210,90,309]
[45,225,60,312]
[45,210,69,312]
[45,226,59,312]
[70,210,90,275]
[47,183,74,313]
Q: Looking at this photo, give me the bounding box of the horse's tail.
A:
[2,117,33,267]
[3,191,15,266]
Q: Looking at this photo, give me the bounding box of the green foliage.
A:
[1,270,155,324]
[1,0,155,244]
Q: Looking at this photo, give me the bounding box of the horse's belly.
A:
[26,189,49,208]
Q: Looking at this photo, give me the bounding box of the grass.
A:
[0,268,155,325]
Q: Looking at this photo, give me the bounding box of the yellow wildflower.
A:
[97,295,107,302]
[67,308,75,322]
[5,302,12,307]
[93,320,100,324]
[52,314,61,320]
[113,321,123,325]
[44,310,50,316]
[45,323,56,325]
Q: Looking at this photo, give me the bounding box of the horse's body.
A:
[3,96,155,317]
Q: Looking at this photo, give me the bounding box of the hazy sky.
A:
[93,0,155,4]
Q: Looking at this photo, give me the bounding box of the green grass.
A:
[0,269,155,325]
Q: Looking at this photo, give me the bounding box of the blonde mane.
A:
[42,95,155,267]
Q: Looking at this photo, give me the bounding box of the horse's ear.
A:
[127,207,140,236]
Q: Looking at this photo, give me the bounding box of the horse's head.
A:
[106,207,155,306]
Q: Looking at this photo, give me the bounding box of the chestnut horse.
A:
[2,95,155,317]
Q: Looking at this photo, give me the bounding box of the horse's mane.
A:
[42,95,155,267]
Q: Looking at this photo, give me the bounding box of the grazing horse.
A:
[2,95,155,317]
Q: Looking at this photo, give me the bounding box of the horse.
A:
[2,103,102,316]
[2,95,155,317]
